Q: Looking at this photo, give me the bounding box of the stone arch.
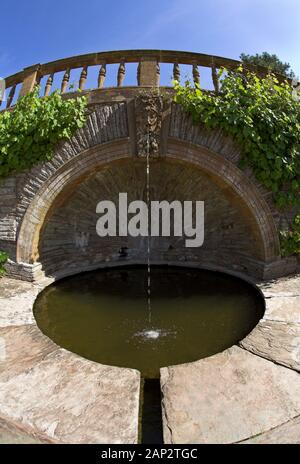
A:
[17,139,131,263]
[14,101,129,232]
[16,138,280,274]
[167,139,280,261]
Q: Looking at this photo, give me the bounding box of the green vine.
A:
[174,68,300,256]
[0,87,87,178]
[0,251,8,277]
[280,214,300,256]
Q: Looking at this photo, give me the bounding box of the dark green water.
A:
[34,266,264,379]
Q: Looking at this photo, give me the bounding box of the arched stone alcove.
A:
[16,139,280,280]
[1,97,294,281]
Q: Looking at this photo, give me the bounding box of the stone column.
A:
[138,59,159,87]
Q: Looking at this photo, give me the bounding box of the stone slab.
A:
[0,324,58,382]
[264,296,300,323]
[240,280,300,371]
[0,278,40,327]
[240,320,300,371]
[0,278,35,298]
[0,348,140,444]
[0,277,54,327]
[0,417,53,444]
[0,278,140,444]
[0,293,37,327]
[160,346,300,444]
[258,275,300,298]
[241,416,300,444]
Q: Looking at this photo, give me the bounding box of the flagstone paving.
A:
[1,274,300,443]
[0,277,140,444]
[161,274,300,444]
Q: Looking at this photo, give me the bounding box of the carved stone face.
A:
[135,94,164,157]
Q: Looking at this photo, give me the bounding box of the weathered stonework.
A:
[161,273,300,444]
[0,88,297,281]
[1,52,299,445]
[0,178,17,261]
[161,345,300,444]
[241,416,300,444]
[34,157,274,280]
[135,93,163,157]
[0,278,140,444]
[0,271,300,444]
[240,276,300,371]
[0,347,140,444]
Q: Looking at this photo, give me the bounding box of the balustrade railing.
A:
[0,49,288,109]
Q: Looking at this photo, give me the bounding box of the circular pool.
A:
[34,266,264,379]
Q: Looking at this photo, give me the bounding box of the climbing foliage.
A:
[0,251,8,277]
[0,87,87,178]
[280,214,300,256]
[174,68,300,256]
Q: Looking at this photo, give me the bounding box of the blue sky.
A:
[1,0,300,86]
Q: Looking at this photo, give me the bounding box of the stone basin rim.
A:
[31,261,266,373]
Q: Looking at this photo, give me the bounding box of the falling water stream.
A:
[146,133,152,326]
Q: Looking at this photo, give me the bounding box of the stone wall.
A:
[39,159,263,277]
[0,89,297,281]
[0,177,17,260]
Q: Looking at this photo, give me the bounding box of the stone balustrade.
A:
[0,49,287,109]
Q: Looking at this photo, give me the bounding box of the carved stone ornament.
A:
[135,93,163,158]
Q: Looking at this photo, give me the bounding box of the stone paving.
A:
[0,277,140,444]
[161,274,300,444]
[240,278,300,371]
[0,274,300,444]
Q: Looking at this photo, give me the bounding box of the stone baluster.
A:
[212,66,219,94]
[137,62,141,86]
[98,63,106,88]
[117,61,125,87]
[79,66,88,90]
[156,62,160,86]
[6,85,16,108]
[173,63,180,82]
[193,64,200,86]
[44,74,54,96]
[61,69,70,94]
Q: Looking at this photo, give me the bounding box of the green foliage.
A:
[280,215,300,256]
[0,250,8,277]
[0,87,87,178]
[240,52,295,78]
[174,68,300,256]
